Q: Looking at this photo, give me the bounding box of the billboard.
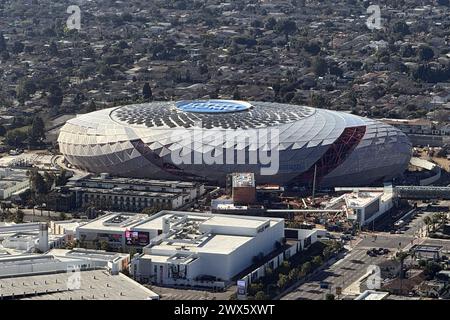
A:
[125,230,150,246]
[237,280,247,296]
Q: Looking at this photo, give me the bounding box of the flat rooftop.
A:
[198,234,252,254]
[355,290,389,300]
[133,212,200,231]
[145,211,282,255]
[149,234,253,256]
[48,248,128,261]
[69,175,201,188]
[71,186,182,199]
[344,191,388,208]
[77,213,148,232]
[202,215,265,229]
[232,173,255,188]
[51,220,86,231]
[0,270,158,300]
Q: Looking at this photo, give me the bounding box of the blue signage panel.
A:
[176,100,252,114]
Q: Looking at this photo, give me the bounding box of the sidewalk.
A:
[277,251,346,300]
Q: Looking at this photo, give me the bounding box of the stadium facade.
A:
[58,100,412,187]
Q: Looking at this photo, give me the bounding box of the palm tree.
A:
[396,251,409,293]
[431,214,441,233]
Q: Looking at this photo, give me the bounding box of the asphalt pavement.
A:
[281,243,388,300]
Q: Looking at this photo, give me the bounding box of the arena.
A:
[57,100,412,187]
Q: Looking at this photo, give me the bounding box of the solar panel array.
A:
[110,101,316,129]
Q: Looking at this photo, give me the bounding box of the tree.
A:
[325,293,335,300]
[29,116,46,146]
[278,260,290,274]
[141,207,159,216]
[312,255,323,267]
[129,247,137,259]
[5,129,28,147]
[395,251,409,281]
[424,261,442,279]
[0,33,6,52]
[276,19,297,42]
[11,41,24,54]
[392,21,410,36]
[310,93,330,109]
[16,79,37,104]
[43,172,55,191]
[142,82,153,100]
[288,268,299,281]
[48,41,58,55]
[254,291,268,300]
[323,246,332,260]
[98,64,114,77]
[55,169,70,186]
[418,46,434,61]
[301,262,312,275]
[248,282,263,296]
[47,83,63,109]
[264,17,277,30]
[312,57,328,76]
[59,212,67,220]
[232,88,241,100]
[277,273,288,289]
[424,216,432,236]
[100,240,110,251]
[14,209,25,223]
[29,170,48,195]
[304,42,321,55]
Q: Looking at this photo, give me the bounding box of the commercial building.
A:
[285,228,319,250]
[355,290,389,300]
[381,118,450,147]
[231,173,256,204]
[0,168,30,199]
[0,248,157,300]
[239,228,320,288]
[328,186,394,227]
[1,270,159,300]
[0,222,63,253]
[130,211,284,287]
[51,173,205,211]
[0,248,130,279]
[75,213,150,250]
[50,220,88,242]
[58,100,411,187]
[75,211,285,287]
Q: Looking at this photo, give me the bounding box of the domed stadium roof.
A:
[110,100,316,129]
[58,100,412,186]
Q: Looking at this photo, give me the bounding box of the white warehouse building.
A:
[130,211,285,287]
[330,186,394,227]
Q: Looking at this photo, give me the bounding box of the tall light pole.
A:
[312,164,317,202]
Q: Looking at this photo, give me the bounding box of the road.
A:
[281,233,419,300]
[53,154,88,176]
